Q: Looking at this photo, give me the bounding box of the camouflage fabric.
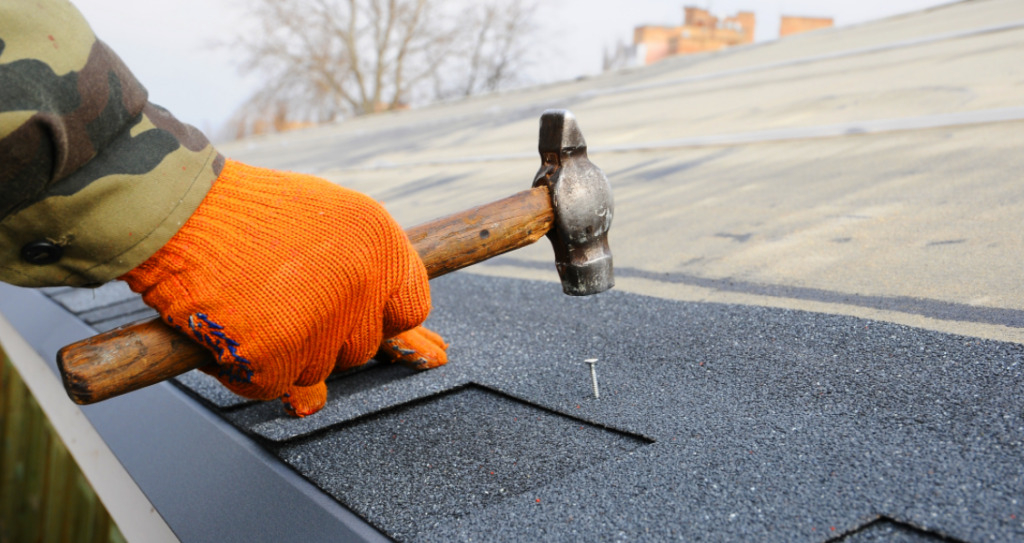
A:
[0,0,223,288]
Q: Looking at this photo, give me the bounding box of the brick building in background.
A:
[780,15,834,37]
[630,7,834,67]
[634,7,755,64]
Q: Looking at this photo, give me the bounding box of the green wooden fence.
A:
[0,348,125,543]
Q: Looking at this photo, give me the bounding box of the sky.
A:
[71,0,958,141]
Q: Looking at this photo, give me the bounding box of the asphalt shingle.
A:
[168,272,1023,542]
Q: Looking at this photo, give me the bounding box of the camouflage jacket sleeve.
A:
[0,0,223,288]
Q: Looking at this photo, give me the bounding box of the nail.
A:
[585,359,599,399]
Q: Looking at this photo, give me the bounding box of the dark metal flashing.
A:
[0,282,389,543]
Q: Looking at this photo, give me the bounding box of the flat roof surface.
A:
[22,0,1024,541]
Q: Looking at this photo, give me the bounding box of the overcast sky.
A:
[71,0,956,139]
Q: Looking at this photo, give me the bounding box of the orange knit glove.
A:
[120,159,447,417]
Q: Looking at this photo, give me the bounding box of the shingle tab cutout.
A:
[275,386,650,541]
[834,518,960,542]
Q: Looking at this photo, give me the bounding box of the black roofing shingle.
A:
[180,273,1024,542]
[43,273,1024,542]
[278,385,649,540]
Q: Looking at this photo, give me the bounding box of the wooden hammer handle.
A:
[57,186,553,405]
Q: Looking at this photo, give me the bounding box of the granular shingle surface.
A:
[43,273,1024,542]
[277,386,649,540]
[172,272,1022,542]
[173,370,254,409]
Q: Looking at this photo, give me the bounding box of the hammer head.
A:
[533,110,614,296]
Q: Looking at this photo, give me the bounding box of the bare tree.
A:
[603,39,642,72]
[436,1,538,99]
[223,0,539,137]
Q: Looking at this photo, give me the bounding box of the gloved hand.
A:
[120,159,448,417]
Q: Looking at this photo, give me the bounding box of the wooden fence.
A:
[0,349,125,543]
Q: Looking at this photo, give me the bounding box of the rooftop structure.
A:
[634,7,755,64]
[780,15,835,37]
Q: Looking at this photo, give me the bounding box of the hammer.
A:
[56,109,615,405]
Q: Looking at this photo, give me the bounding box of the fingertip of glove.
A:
[281,398,318,418]
[378,330,448,371]
[280,382,328,418]
[408,352,448,370]
[415,326,449,351]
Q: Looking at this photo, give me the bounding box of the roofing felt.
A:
[41,272,1024,542]
[214,0,1024,347]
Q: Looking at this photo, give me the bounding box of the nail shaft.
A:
[585,359,599,399]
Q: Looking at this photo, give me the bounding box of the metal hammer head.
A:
[532,110,614,296]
